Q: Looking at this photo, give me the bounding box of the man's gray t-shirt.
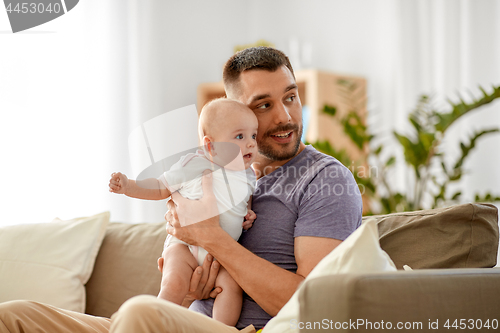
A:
[190,145,363,329]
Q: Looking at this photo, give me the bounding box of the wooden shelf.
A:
[295,69,368,162]
[197,81,226,113]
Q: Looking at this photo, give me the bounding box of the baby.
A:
[108,98,258,326]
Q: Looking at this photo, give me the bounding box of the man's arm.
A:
[167,171,343,316]
[294,236,342,278]
[203,231,341,316]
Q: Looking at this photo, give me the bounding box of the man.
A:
[0,47,362,333]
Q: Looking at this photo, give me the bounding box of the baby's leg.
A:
[212,266,242,326]
[158,243,198,305]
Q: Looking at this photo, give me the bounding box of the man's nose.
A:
[273,102,292,124]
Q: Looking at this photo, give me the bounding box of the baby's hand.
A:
[242,209,256,230]
[109,172,128,194]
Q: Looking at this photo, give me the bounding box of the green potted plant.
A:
[311,82,500,215]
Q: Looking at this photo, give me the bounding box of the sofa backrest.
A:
[363,203,499,270]
[85,222,166,318]
[84,203,499,317]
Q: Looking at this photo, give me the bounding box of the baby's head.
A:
[199,98,258,169]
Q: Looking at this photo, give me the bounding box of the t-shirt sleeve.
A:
[294,163,363,241]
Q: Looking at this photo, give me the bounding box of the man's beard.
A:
[258,124,303,161]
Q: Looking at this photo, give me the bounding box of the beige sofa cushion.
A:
[85,222,166,318]
[363,203,499,269]
[0,212,109,313]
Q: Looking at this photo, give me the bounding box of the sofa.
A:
[81,202,500,331]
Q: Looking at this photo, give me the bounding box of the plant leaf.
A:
[436,85,500,133]
[385,156,396,167]
[342,111,370,150]
[322,104,337,117]
[394,131,427,171]
[474,192,500,202]
[452,128,499,171]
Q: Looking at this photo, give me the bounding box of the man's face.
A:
[234,66,303,161]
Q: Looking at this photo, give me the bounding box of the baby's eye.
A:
[236,134,243,139]
[252,134,257,140]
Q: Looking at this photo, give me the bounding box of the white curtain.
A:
[0,0,152,225]
[1,0,499,226]
[1,1,121,225]
[0,0,251,225]
[392,0,500,206]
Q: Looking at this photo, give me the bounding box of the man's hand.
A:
[157,253,222,304]
[185,254,222,302]
[242,209,257,230]
[109,172,129,194]
[165,170,220,246]
[163,169,223,303]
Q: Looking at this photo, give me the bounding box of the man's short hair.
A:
[223,47,295,96]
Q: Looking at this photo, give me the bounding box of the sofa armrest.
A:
[298,268,500,332]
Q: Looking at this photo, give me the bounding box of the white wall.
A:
[1,0,499,226]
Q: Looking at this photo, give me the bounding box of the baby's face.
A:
[212,108,258,169]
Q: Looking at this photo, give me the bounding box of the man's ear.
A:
[203,136,215,156]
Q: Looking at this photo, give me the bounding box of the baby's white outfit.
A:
[158,150,256,265]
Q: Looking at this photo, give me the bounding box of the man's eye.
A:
[285,95,295,102]
[236,134,243,139]
[257,103,270,109]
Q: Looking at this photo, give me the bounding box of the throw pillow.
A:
[262,219,396,333]
[0,211,109,313]
[85,221,166,317]
[365,203,499,269]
